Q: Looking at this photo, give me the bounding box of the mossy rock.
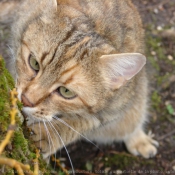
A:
[0,56,52,175]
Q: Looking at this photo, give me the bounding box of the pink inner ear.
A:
[100,53,146,89]
[122,58,146,80]
[110,76,127,89]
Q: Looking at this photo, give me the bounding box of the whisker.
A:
[46,120,60,170]
[48,121,75,175]
[39,121,41,149]
[53,116,100,150]
[32,118,36,131]
[43,120,54,164]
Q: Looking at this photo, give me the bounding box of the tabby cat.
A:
[2,0,159,162]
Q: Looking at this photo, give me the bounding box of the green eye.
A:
[58,86,76,99]
[29,55,40,71]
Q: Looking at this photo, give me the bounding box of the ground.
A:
[0,0,175,175]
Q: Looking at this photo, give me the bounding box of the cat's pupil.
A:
[65,89,69,93]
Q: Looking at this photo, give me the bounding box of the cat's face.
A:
[16,18,110,121]
[14,0,146,122]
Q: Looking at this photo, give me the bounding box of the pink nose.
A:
[21,94,34,107]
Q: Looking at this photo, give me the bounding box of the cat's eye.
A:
[58,86,76,99]
[29,55,40,71]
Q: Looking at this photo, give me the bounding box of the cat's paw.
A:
[28,122,57,159]
[124,130,159,159]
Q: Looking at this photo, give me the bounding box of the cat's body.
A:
[1,0,158,161]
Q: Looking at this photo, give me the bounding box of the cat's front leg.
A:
[124,127,159,158]
[28,121,60,160]
[27,117,100,161]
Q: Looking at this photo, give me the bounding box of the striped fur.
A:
[5,0,158,162]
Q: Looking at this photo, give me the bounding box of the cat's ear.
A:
[40,0,57,23]
[100,53,146,90]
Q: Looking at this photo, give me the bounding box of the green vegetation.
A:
[0,56,14,135]
[0,56,52,174]
[166,104,175,115]
[103,154,137,170]
[151,91,162,112]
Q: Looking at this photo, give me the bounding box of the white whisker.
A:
[46,120,60,169]
[43,120,54,164]
[53,116,100,150]
[39,121,41,149]
[48,121,75,175]
[32,118,36,131]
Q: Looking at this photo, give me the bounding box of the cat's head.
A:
[13,0,146,122]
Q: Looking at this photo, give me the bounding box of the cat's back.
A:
[57,0,144,53]
[0,0,22,23]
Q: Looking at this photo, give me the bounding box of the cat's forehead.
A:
[23,18,68,48]
[21,32,94,89]
[20,15,113,86]
[22,19,91,65]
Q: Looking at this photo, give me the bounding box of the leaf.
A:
[85,161,93,171]
[166,104,175,115]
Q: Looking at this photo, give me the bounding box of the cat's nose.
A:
[21,94,34,107]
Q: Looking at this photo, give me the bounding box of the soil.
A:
[0,0,175,175]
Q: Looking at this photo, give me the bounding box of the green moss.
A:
[0,56,53,174]
[156,73,169,86]
[147,55,160,71]
[17,101,23,111]
[151,91,162,111]
[0,57,15,175]
[146,30,165,71]
[0,56,14,88]
[13,130,29,153]
[103,153,137,170]
[0,56,14,140]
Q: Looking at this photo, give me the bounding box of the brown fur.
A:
[1,0,158,161]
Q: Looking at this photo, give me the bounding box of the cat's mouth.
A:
[21,106,54,123]
[21,108,38,122]
[21,109,36,126]
[21,110,28,119]
[21,107,42,121]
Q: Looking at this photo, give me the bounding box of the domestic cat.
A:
[2,0,159,163]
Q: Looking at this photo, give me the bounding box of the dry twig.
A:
[52,155,69,175]
[158,129,175,141]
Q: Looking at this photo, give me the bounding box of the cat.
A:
[2,0,159,164]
